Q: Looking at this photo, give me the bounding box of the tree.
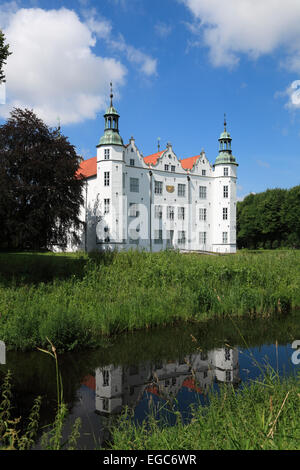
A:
[237,186,300,249]
[0,108,85,250]
[0,30,11,83]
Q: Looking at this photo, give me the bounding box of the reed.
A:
[0,370,42,450]
[0,339,82,450]
[0,250,299,351]
[108,370,300,450]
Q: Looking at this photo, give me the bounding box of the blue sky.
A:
[1,0,300,200]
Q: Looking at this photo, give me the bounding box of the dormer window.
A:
[164,164,169,171]
[130,159,135,166]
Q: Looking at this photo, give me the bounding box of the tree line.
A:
[237,187,300,249]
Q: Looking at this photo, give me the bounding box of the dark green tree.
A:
[237,186,300,249]
[0,30,11,83]
[0,108,85,250]
[281,185,300,248]
[237,193,260,249]
[257,188,287,247]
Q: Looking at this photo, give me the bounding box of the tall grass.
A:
[0,250,299,351]
[108,370,300,450]
[0,339,82,450]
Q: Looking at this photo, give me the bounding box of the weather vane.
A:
[158,136,161,152]
[110,82,113,106]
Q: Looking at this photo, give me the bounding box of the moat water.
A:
[2,313,299,449]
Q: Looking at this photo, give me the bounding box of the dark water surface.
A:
[1,313,300,449]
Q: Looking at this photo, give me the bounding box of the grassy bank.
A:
[0,250,300,351]
[109,373,300,450]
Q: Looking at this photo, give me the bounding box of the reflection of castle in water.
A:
[83,348,240,416]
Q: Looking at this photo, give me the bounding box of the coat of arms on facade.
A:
[166,185,175,193]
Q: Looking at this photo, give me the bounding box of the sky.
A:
[1,0,300,201]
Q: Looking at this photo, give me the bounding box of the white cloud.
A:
[284,80,300,110]
[154,22,172,38]
[256,160,270,169]
[1,7,127,125]
[107,34,157,77]
[182,0,300,68]
[1,5,157,127]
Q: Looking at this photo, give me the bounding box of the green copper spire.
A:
[214,114,238,166]
[98,82,124,147]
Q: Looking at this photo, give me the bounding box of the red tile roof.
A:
[81,375,96,391]
[76,156,97,179]
[145,384,160,396]
[180,155,202,170]
[182,377,203,393]
[143,150,165,166]
[76,149,202,179]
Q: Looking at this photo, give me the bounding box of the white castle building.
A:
[74,86,238,254]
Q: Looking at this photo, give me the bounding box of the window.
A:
[167,206,174,220]
[154,180,163,195]
[199,186,207,199]
[222,232,228,244]
[130,177,139,193]
[155,205,163,219]
[164,164,169,171]
[202,169,206,176]
[199,208,207,221]
[102,398,109,411]
[130,159,135,166]
[178,207,185,220]
[166,230,174,245]
[223,207,228,220]
[104,199,110,214]
[225,348,231,361]
[102,370,109,386]
[224,167,229,176]
[129,203,139,217]
[199,232,206,244]
[178,231,186,244]
[104,171,110,187]
[171,165,176,172]
[226,371,232,382]
[154,229,163,244]
[178,184,186,197]
[104,149,110,160]
[223,185,229,198]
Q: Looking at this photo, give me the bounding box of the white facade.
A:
[72,99,238,254]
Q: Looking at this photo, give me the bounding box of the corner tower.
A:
[212,115,238,253]
[98,83,124,148]
[96,83,126,249]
